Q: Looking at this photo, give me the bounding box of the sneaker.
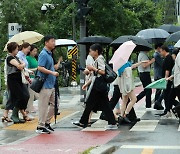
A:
[154,103,164,110]
[36,127,51,134]
[105,125,118,130]
[45,123,54,132]
[72,121,87,128]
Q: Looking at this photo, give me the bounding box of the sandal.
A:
[23,116,34,121]
[1,116,13,122]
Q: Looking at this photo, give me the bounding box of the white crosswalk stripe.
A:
[130,120,159,132]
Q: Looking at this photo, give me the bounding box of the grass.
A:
[80,147,96,154]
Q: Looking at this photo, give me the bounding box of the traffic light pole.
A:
[80,18,86,102]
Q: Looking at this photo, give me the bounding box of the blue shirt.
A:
[38,48,56,89]
[17,51,28,68]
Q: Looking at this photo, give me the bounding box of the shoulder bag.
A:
[30,65,51,93]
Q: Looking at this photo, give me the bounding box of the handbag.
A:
[21,68,32,84]
[92,62,108,93]
[104,63,117,83]
[30,66,51,93]
[13,56,31,84]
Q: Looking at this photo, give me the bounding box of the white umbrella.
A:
[174,40,180,48]
[109,41,136,72]
[4,31,44,51]
[55,39,77,47]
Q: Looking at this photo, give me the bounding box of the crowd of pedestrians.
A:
[73,43,180,130]
[1,37,180,133]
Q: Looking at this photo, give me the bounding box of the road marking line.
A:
[121,145,180,150]
[82,128,106,131]
[178,124,180,131]
[130,120,158,132]
[91,111,102,120]
[141,148,154,154]
[135,110,146,118]
[65,149,72,152]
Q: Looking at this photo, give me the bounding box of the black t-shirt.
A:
[7,56,20,66]
[162,54,174,77]
[6,55,21,78]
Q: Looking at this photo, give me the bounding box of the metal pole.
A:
[72,0,76,41]
[177,0,180,24]
[80,18,86,102]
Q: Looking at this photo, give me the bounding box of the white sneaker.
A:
[105,125,118,130]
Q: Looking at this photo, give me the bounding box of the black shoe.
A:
[123,117,132,124]
[57,112,61,115]
[118,116,124,125]
[72,121,87,128]
[155,111,167,116]
[132,118,141,123]
[154,103,164,110]
[45,123,54,132]
[36,127,51,134]
[99,113,108,121]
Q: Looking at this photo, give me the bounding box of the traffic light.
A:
[75,0,92,20]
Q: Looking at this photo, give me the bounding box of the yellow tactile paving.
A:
[141,148,154,154]
[4,110,74,131]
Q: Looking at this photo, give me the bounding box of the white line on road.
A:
[130,120,159,132]
[121,145,180,150]
[65,149,72,152]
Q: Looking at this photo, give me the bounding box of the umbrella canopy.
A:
[55,39,77,47]
[145,78,167,90]
[109,41,136,72]
[136,28,170,44]
[4,31,44,51]
[174,39,180,48]
[111,35,152,51]
[165,31,180,43]
[77,36,113,45]
[158,24,180,34]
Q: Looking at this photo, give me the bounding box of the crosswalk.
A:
[81,109,180,132]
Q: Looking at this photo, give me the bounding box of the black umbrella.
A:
[77,36,113,45]
[111,35,152,51]
[165,31,180,43]
[136,28,170,44]
[158,24,180,34]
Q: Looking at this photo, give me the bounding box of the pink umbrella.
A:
[109,41,136,72]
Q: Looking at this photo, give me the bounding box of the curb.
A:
[90,145,117,154]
